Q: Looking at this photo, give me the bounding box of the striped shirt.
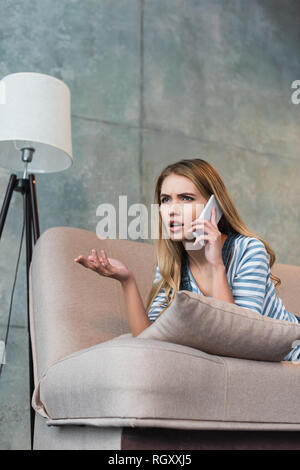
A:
[148,235,300,362]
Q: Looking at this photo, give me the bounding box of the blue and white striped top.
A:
[148,234,300,362]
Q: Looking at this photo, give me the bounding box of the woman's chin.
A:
[169,230,196,242]
[163,226,195,242]
[168,228,185,239]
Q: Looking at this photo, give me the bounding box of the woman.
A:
[74,158,300,362]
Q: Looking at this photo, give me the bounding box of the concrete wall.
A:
[0,0,299,449]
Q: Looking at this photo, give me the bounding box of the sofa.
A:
[29,226,300,450]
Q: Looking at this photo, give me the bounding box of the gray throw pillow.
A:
[137,290,300,362]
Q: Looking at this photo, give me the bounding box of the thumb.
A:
[212,206,217,225]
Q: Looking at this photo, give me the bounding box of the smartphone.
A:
[192,194,223,249]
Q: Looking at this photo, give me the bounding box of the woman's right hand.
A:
[74,248,133,284]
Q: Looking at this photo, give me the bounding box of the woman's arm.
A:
[212,264,235,304]
[121,275,152,337]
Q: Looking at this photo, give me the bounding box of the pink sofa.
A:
[29,227,300,450]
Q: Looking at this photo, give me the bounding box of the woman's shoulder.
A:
[230,234,270,268]
[232,233,267,253]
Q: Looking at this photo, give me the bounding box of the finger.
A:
[87,256,99,269]
[74,255,85,263]
[190,219,211,228]
[90,248,110,273]
[90,249,101,268]
[100,249,110,267]
[90,248,103,264]
[83,257,96,269]
[189,223,212,234]
[75,255,95,270]
[193,234,212,246]
[211,206,217,224]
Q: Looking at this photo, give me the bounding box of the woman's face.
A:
[159,173,208,242]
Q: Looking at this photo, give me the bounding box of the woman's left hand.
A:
[188,207,224,268]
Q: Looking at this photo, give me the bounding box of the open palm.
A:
[74,248,132,283]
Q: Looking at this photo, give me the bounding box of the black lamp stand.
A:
[0,147,40,450]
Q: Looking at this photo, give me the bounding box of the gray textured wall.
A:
[0,0,299,449]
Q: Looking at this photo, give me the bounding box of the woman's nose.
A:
[168,204,182,215]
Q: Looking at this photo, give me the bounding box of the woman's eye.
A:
[160,195,193,203]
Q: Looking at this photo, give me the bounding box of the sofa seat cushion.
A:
[32,333,300,429]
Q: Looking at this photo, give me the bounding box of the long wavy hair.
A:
[145,158,281,319]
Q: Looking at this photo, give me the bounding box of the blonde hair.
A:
[145,158,281,319]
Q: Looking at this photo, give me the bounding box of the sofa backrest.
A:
[271,263,300,319]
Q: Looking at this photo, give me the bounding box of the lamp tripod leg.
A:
[24,180,35,450]
[29,174,40,242]
[0,174,17,239]
[25,174,40,450]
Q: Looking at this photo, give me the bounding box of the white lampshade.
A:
[0,72,73,173]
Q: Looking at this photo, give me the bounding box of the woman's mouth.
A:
[169,222,184,232]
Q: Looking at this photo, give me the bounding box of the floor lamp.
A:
[0,72,73,449]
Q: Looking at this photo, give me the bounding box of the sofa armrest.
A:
[29,226,156,383]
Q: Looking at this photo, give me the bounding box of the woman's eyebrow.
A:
[160,192,196,197]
